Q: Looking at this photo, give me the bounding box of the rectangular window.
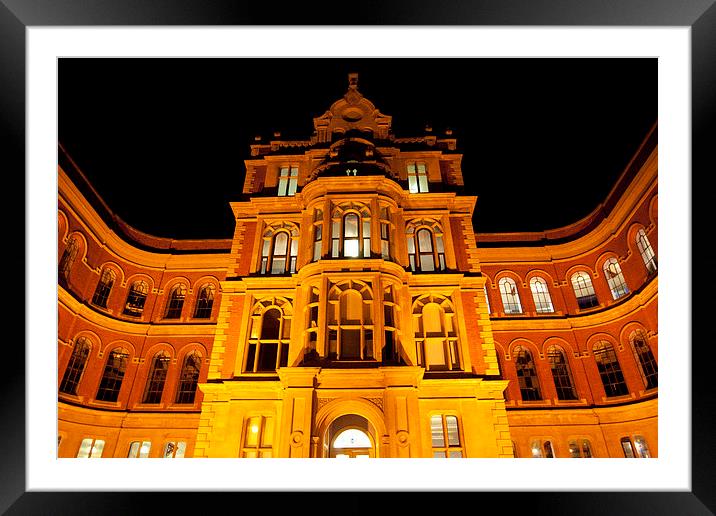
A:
[163,441,187,458]
[430,415,463,458]
[277,166,298,196]
[128,440,152,458]
[241,416,274,458]
[408,162,429,193]
[77,438,105,458]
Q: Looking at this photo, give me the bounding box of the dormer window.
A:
[278,166,298,196]
[407,162,429,193]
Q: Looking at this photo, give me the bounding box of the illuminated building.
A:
[57,73,657,458]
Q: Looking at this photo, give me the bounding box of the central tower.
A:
[194,74,511,458]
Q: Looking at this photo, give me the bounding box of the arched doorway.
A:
[326,414,375,458]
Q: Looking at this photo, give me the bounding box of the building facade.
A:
[57,74,658,459]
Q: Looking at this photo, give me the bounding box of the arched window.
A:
[312,209,323,261]
[165,284,187,319]
[96,348,129,402]
[327,281,374,361]
[592,341,629,397]
[569,439,593,458]
[260,223,299,274]
[547,345,577,400]
[571,271,598,309]
[143,352,170,404]
[498,277,523,314]
[513,346,542,401]
[193,284,216,318]
[331,204,371,259]
[413,294,461,371]
[246,298,292,372]
[630,330,658,390]
[123,280,148,317]
[91,268,116,308]
[406,220,446,272]
[59,336,91,395]
[603,257,630,299]
[58,235,79,283]
[529,277,554,313]
[636,228,657,274]
[175,351,202,404]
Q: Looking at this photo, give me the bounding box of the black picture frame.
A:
[3,1,713,514]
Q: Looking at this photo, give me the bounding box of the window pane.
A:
[448,451,463,458]
[430,415,445,447]
[445,416,460,446]
[273,232,288,255]
[621,438,635,458]
[90,440,104,458]
[139,441,151,458]
[77,438,93,458]
[344,240,359,257]
[175,442,186,458]
[128,441,140,458]
[408,175,418,193]
[246,417,260,446]
[634,436,651,458]
[344,214,359,237]
[417,229,433,252]
[418,175,429,192]
[270,257,286,274]
[262,417,274,447]
[287,178,298,196]
[420,254,435,272]
[568,440,580,458]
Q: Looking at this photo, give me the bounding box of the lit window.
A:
[379,206,391,260]
[603,257,629,299]
[123,280,148,317]
[327,281,374,361]
[592,341,629,397]
[304,287,320,359]
[59,336,91,395]
[175,351,202,403]
[193,284,216,318]
[514,346,542,401]
[58,235,79,283]
[330,204,371,259]
[241,416,274,458]
[529,277,554,313]
[260,224,299,274]
[246,298,292,372]
[571,271,598,309]
[530,439,554,458]
[312,209,323,261]
[165,284,187,319]
[91,268,116,308]
[630,330,658,390]
[430,415,463,458]
[620,435,651,458]
[547,345,577,401]
[498,277,523,314]
[77,438,105,458]
[277,165,298,196]
[95,348,129,402]
[143,352,170,404]
[636,228,657,274]
[568,439,593,458]
[406,220,446,272]
[382,285,400,364]
[407,162,429,193]
[127,441,152,458]
[163,441,187,458]
[413,294,461,371]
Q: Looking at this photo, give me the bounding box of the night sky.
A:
[58,58,656,240]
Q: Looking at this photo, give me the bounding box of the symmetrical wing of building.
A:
[57,74,658,459]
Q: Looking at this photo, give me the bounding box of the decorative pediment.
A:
[313,73,392,141]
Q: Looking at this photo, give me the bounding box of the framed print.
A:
[3,1,714,514]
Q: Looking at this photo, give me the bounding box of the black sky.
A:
[58,58,656,240]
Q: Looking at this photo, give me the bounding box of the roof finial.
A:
[348,72,359,90]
